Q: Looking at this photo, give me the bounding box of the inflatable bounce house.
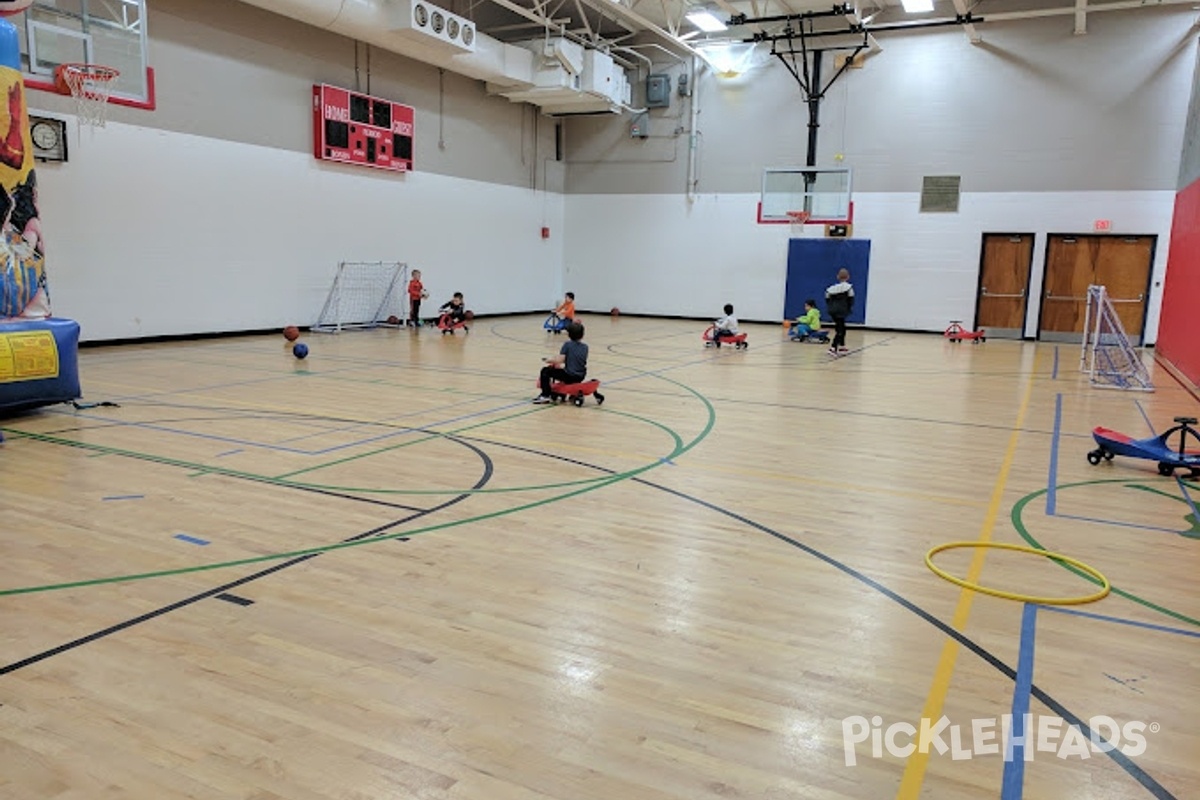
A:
[0,1,81,416]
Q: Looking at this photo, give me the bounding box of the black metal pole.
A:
[806,50,821,168]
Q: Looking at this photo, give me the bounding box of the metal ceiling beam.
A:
[1075,0,1088,34]
[484,0,639,67]
[571,0,703,57]
[948,0,981,43]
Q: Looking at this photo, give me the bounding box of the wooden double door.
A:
[1038,234,1155,345]
[975,233,1155,343]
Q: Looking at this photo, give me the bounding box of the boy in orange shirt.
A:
[551,292,576,324]
[407,269,428,327]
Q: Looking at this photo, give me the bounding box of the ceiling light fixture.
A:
[901,0,935,12]
[685,10,728,32]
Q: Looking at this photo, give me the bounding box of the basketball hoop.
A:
[786,210,811,235]
[55,63,120,128]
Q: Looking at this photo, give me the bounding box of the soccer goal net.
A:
[312,261,408,333]
[1079,284,1153,392]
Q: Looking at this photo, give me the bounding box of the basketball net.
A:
[786,210,811,236]
[57,64,120,129]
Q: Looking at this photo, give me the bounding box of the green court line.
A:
[1123,484,1200,538]
[3,403,685,496]
[272,406,543,479]
[1011,479,1200,628]
[0,375,715,597]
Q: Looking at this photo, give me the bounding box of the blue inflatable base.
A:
[0,317,82,414]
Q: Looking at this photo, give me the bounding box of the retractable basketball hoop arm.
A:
[734,4,985,170]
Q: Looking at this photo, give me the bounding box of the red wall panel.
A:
[1158,177,1200,387]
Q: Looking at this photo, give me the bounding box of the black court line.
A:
[0,436,494,675]
[462,434,1179,800]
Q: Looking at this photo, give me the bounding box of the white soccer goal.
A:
[1079,284,1154,392]
[312,261,408,333]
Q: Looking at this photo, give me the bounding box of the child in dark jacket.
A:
[825,269,854,354]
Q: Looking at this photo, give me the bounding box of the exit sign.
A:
[1094,219,1112,232]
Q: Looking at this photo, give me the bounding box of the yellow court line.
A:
[895,353,1038,799]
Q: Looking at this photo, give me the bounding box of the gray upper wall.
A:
[37,0,562,192]
[565,8,1199,194]
[29,1,1194,197]
[1178,44,1200,190]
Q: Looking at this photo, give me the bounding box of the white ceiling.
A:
[465,0,1198,63]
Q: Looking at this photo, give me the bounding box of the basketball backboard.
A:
[758,167,853,225]
[16,1,153,109]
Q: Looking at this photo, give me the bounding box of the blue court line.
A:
[1038,605,1200,639]
[173,534,210,546]
[214,449,243,458]
[104,360,372,403]
[1134,399,1156,436]
[821,335,898,364]
[1175,477,1200,526]
[101,494,144,501]
[1001,603,1038,800]
[1137,410,1200,527]
[1047,393,1062,515]
[61,399,528,457]
[1055,512,1190,537]
[274,392,506,445]
[1052,346,1059,380]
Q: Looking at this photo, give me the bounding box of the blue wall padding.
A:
[784,239,871,324]
[0,317,81,413]
[0,19,19,71]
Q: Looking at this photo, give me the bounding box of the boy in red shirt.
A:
[407,269,428,327]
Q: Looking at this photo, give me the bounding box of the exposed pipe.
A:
[624,42,684,65]
[611,44,653,80]
[686,55,699,202]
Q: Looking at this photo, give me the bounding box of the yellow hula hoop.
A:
[925,541,1111,606]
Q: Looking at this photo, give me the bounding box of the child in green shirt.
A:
[790,299,829,342]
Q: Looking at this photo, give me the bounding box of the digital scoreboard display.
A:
[312,84,414,173]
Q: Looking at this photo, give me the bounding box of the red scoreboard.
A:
[313,84,415,173]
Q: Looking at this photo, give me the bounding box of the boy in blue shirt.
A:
[534,321,588,403]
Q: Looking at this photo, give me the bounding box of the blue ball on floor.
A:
[293,343,309,359]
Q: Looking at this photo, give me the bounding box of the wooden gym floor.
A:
[1,315,1197,800]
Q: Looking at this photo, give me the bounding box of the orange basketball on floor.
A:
[283,326,300,341]
[386,315,400,325]
[610,307,620,316]
[465,310,474,320]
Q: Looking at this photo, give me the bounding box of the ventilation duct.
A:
[490,38,629,115]
[234,0,630,111]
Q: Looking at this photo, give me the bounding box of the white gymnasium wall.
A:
[35,122,565,342]
[565,190,1175,340]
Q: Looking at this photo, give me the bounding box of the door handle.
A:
[981,287,1025,299]
[1108,294,1145,304]
[1045,293,1084,301]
